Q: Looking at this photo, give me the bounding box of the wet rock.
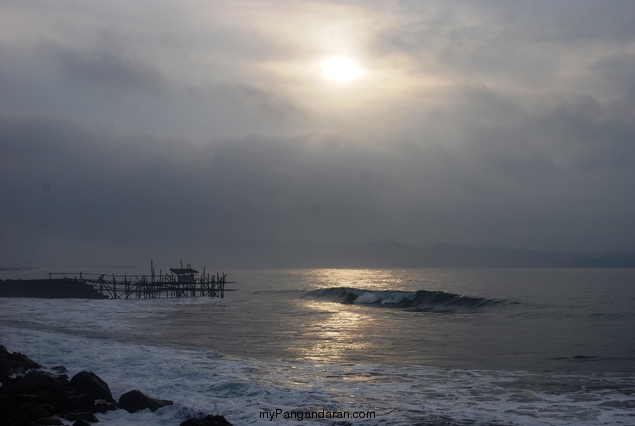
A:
[34,416,64,425]
[18,401,51,421]
[118,389,173,413]
[180,414,233,426]
[0,345,42,383]
[37,403,56,417]
[0,347,114,425]
[0,394,31,426]
[1,345,234,426]
[55,374,70,387]
[4,371,68,410]
[64,411,100,423]
[69,372,116,404]
[66,391,95,412]
[93,399,117,414]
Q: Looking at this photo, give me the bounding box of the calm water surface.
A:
[140,268,635,372]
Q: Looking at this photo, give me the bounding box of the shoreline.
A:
[0,344,232,426]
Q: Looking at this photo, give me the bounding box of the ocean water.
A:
[1,268,635,425]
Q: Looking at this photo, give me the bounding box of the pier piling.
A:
[47,262,234,299]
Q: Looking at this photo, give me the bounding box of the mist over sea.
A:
[2,268,635,425]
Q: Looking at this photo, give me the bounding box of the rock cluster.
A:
[0,345,232,426]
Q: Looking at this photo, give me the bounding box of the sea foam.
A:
[2,324,634,426]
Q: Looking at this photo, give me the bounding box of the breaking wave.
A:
[305,287,503,313]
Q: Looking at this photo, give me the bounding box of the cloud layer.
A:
[1,0,634,266]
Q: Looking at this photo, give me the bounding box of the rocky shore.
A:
[0,280,107,299]
[0,344,232,426]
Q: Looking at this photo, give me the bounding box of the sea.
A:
[1,267,635,425]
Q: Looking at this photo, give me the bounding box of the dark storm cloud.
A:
[456,88,635,177]
[48,45,166,96]
[193,83,310,122]
[0,43,309,140]
[2,97,634,266]
[48,44,306,124]
[0,114,392,264]
[0,114,386,241]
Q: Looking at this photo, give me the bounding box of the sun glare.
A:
[321,56,362,82]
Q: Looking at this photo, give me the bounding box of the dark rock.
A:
[51,366,68,374]
[4,371,68,410]
[2,392,39,405]
[93,399,117,414]
[0,394,31,426]
[55,374,70,387]
[70,372,116,404]
[1,346,115,425]
[0,344,42,383]
[180,415,233,426]
[34,416,64,425]
[18,400,51,420]
[37,403,57,417]
[66,391,95,412]
[8,371,60,392]
[73,420,93,426]
[64,411,100,422]
[118,389,173,413]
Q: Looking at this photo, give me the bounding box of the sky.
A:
[1,0,635,267]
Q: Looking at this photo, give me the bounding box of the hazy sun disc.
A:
[321,56,362,82]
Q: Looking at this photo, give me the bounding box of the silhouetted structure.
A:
[48,261,233,299]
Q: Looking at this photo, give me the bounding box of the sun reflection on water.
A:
[277,268,451,364]
[293,300,374,362]
[304,268,414,291]
[288,269,415,362]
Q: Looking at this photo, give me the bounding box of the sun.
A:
[321,56,362,82]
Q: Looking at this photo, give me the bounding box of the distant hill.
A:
[566,251,635,268]
[206,241,635,269]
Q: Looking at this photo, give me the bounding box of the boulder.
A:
[180,415,233,426]
[34,416,64,425]
[118,389,173,413]
[4,371,68,410]
[66,391,95,412]
[18,401,51,421]
[69,372,116,404]
[0,345,42,383]
[64,411,100,423]
[51,366,68,374]
[37,403,56,417]
[93,399,117,413]
[0,394,31,426]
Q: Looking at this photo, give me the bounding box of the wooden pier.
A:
[48,261,233,299]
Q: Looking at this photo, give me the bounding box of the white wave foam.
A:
[353,292,378,304]
[2,325,634,426]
